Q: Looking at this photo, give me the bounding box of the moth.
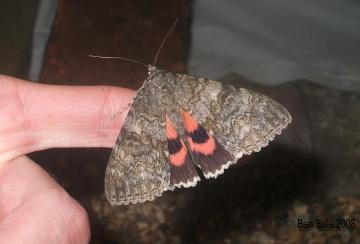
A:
[95,21,292,205]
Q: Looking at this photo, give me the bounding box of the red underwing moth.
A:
[101,20,292,205]
[104,64,292,205]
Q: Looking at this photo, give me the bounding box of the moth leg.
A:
[111,102,133,119]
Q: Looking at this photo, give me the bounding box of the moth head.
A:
[148,65,157,75]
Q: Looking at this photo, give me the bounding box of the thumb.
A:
[0,156,90,243]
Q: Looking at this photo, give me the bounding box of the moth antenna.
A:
[154,18,179,66]
[89,55,147,68]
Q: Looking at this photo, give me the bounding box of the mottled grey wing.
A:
[105,70,177,205]
[168,72,291,176]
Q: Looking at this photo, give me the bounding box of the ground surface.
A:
[0,1,359,243]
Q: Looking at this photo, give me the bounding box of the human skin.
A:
[0,75,135,243]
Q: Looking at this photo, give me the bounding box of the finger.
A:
[0,75,135,161]
[0,156,90,243]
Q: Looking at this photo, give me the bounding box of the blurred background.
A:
[1,0,359,243]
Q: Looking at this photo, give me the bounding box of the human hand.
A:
[0,75,135,243]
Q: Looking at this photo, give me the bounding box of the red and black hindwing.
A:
[165,114,200,188]
[180,109,234,179]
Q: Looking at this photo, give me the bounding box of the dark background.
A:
[1,1,359,243]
